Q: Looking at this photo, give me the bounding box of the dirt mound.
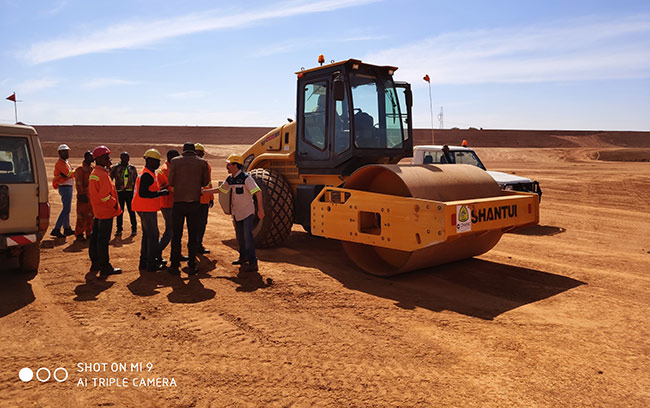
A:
[590,148,650,162]
[414,128,650,148]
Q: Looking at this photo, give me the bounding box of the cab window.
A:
[334,87,350,154]
[302,82,328,150]
[0,136,33,183]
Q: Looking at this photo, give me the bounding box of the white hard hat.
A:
[57,144,70,151]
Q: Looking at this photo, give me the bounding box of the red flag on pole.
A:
[6,92,16,102]
[423,74,430,83]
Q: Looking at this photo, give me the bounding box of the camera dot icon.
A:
[19,368,34,382]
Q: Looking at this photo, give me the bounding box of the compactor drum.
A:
[339,164,505,276]
[238,58,539,275]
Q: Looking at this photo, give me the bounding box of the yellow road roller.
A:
[237,58,539,276]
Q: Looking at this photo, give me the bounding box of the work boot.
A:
[50,229,64,238]
[75,234,86,242]
[63,228,75,236]
[100,267,122,277]
[199,247,210,255]
[115,228,123,236]
[90,263,101,272]
[167,266,180,276]
[241,262,258,273]
[131,227,137,236]
[147,263,166,272]
[179,255,189,262]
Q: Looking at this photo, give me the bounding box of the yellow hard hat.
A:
[226,153,243,165]
[195,143,205,152]
[143,148,161,160]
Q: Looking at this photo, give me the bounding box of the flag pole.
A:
[423,75,434,144]
[13,92,17,123]
[428,81,434,144]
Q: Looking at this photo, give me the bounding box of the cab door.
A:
[296,78,331,169]
[394,81,413,145]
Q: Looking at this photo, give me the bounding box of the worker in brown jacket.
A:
[167,142,210,276]
[73,151,94,241]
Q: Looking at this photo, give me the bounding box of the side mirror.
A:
[333,78,345,101]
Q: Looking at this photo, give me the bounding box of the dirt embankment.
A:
[34,125,650,159]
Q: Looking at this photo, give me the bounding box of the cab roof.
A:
[295,58,399,75]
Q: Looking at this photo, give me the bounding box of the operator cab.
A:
[296,59,413,175]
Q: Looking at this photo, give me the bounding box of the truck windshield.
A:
[350,74,403,149]
[0,136,33,183]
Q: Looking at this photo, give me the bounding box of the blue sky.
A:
[1,0,649,130]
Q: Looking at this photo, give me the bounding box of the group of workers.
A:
[50,142,264,277]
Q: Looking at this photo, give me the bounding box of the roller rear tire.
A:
[249,168,294,248]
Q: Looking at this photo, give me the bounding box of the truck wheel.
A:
[249,168,294,248]
[19,243,40,272]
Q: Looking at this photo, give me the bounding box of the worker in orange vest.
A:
[51,144,75,238]
[132,148,169,272]
[73,151,95,241]
[195,143,213,254]
[88,145,122,277]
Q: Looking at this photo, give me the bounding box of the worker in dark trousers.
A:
[88,145,122,277]
[132,149,169,272]
[157,149,188,262]
[195,143,213,254]
[110,152,137,236]
[204,154,264,272]
[167,143,210,276]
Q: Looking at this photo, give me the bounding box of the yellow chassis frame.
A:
[311,187,539,252]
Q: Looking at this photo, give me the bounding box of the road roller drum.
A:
[311,164,538,276]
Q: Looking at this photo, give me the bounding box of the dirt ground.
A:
[1,128,649,407]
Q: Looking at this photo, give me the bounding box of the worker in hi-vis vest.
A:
[132,148,169,272]
[51,143,75,238]
[203,154,264,272]
[88,145,122,277]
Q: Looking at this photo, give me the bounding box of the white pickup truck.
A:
[412,144,542,199]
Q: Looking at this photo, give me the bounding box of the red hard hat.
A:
[92,145,111,159]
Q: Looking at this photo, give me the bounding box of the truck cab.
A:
[412,144,542,199]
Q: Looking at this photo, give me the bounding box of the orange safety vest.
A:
[157,162,174,209]
[52,158,74,189]
[132,167,161,212]
[200,162,214,204]
[88,166,122,219]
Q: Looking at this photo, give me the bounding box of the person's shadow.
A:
[220,268,272,292]
[127,261,217,304]
[110,233,136,247]
[73,271,115,301]
[63,239,88,253]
